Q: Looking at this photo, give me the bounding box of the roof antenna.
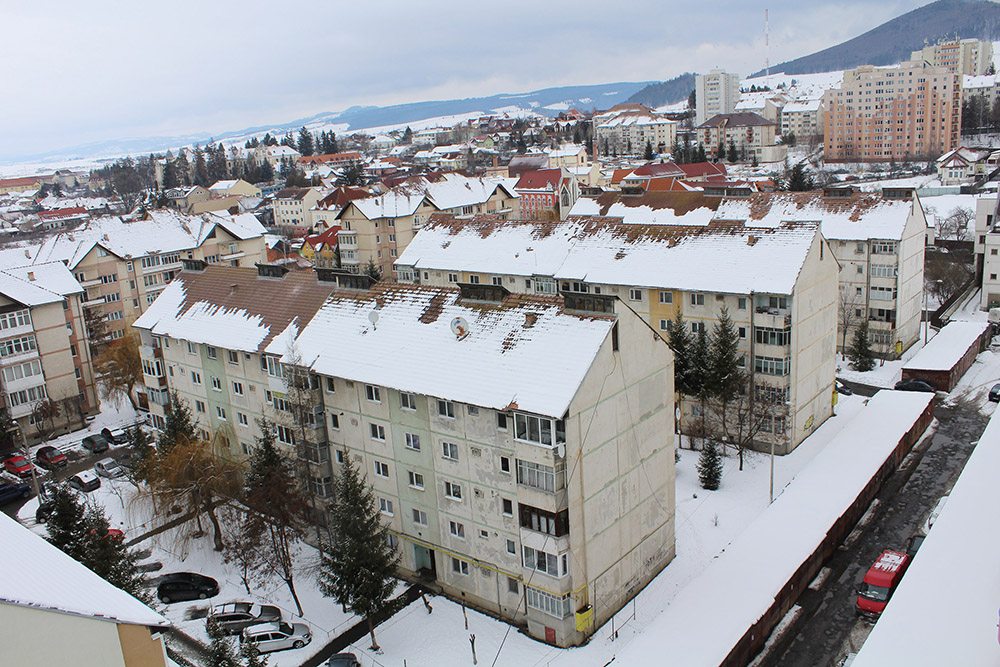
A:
[765,9,770,78]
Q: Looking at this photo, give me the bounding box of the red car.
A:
[4,455,34,479]
[35,446,67,469]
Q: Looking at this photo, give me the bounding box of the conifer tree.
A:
[691,324,711,400]
[402,126,413,144]
[708,307,742,402]
[848,320,876,372]
[727,139,738,163]
[667,313,694,396]
[157,390,197,453]
[297,127,314,156]
[697,442,722,490]
[644,140,654,160]
[695,143,707,163]
[194,146,209,186]
[319,449,399,651]
[206,618,241,667]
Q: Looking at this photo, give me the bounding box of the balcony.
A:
[80,278,103,288]
[754,309,792,329]
[81,296,107,308]
[220,250,245,261]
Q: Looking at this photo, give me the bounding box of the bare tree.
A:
[222,506,264,595]
[30,398,61,444]
[939,206,973,242]
[839,287,867,353]
[94,333,142,411]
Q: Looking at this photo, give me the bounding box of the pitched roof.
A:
[697,112,776,129]
[569,191,722,225]
[0,513,168,628]
[627,163,685,179]
[274,187,316,201]
[342,174,516,221]
[0,261,82,306]
[515,169,563,191]
[133,265,337,353]
[676,162,728,179]
[396,213,819,295]
[280,283,616,418]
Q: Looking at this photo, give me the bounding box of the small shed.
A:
[901,321,991,392]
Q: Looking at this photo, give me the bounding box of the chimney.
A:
[27,272,35,281]
[524,312,538,328]
[230,284,238,295]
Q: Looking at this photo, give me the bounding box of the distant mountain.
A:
[751,0,1000,77]
[7,81,653,165]
[623,73,696,109]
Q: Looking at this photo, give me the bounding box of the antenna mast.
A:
[765,9,770,77]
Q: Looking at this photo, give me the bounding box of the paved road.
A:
[759,395,992,667]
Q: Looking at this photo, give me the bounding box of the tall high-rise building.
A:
[824,61,961,162]
[911,38,994,76]
[695,70,740,125]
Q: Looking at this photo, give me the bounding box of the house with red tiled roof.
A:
[298,152,362,166]
[0,176,42,194]
[301,225,342,268]
[514,168,579,220]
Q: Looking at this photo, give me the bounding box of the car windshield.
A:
[859,582,891,602]
[279,622,293,635]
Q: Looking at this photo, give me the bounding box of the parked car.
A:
[92,527,125,541]
[35,502,55,523]
[35,446,67,469]
[0,480,31,505]
[4,454,35,479]
[856,549,911,618]
[835,380,854,396]
[894,379,937,393]
[81,434,110,454]
[905,533,926,557]
[68,470,101,492]
[94,458,125,478]
[101,427,128,445]
[922,494,949,535]
[242,621,311,653]
[328,653,361,667]
[989,383,1000,403]
[208,602,282,635]
[157,572,221,603]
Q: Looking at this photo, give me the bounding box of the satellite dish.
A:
[451,317,470,339]
[368,310,380,328]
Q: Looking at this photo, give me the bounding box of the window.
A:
[451,557,469,575]
[408,471,424,489]
[374,460,390,478]
[469,275,480,284]
[496,413,508,430]
[400,392,416,410]
[690,293,705,306]
[519,504,569,536]
[0,359,42,383]
[755,327,791,346]
[492,276,503,286]
[448,273,458,283]
[523,546,567,577]
[366,384,381,402]
[412,508,428,526]
[326,377,335,392]
[507,577,519,594]
[211,376,222,391]
[502,498,514,515]
[227,350,239,364]
[0,335,37,358]
[191,371,202,385]
[206,346,217,359]
[216,406,227,420]
[437,400,455,418]
[516,460,561,492]
[479,529,489,539]
[754,356,791,376]
[506,540,517,555]
[444,481,462,500]
[232,381,244,396]
[467,405,479,416]
[335,449,345,464]
[379,498,394,516]
[513,412,565,446]
[738,297,747,309]
[500,456,511,473]
[442,442,459,461]
[195,400,206,413]
[330,413,339,429]
[276,425,295,446]
[449,520,465,538]
[7,385,46,407]
[405,433,421,451]
[658,291,673,304]
[238,412,248,426]
[370,423,386,441]
[525,587,572,618]
[629,288,642,301]
[659,319,670,331]
[0,309,31,330]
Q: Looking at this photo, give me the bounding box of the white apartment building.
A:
[0,262,98,444]
[395,213,838,455]
[696,69,741,125]
[134,265,676,648]
[781,99,826,143]
[593,105,678,156]
[912,38,994,76]
[974,195,1000,309]
[0,210,268,351]
[272,187,323,234]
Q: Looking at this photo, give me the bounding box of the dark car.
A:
[81,434,110,454]
[35,501,55,523]
[989,383,1000,403]
[208,602,282,635]
[327,653,361,667]
[835,380,854,396]
[157,572,220,603]
[0,480,31,505]
[36,445,67,469]
[906,533,926,557]
[101,427,128,445]
[4,455,35,478]
[894,379,937,393]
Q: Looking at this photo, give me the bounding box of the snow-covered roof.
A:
[344,174,516,221]
[0,261,82,306]
[396,214,819,295]
[852,402,1000,667]
[208,179,239,191]
[782,99,822,113]
[569,192,721,226]
[0,512,168,628]
[714,191,916,241]
[618,390,934,666]
[902,321,990,372]
[962,73,998,89]
[734,91,778,110]
[133,266,336,354]
[0,210,265,269]
[278,284,615,418]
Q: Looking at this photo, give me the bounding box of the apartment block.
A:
[0,262,98,446]
[334,173,519,279]
[824,61,961,162]
[911,38,994,76]
[273,186,323,236]
[593,104,678,156]
[781,99,826,143]
[695,112,779,161]
[974,195,1000,309]
[696,69,741,125]
[395,213,838,455]
[134,265,675,648]
[0,210,268,352]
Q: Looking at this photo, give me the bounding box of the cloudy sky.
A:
[1,0,930,162]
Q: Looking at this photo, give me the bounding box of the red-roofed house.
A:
[677,162,728,181]
[301,225,342,268]
[514,168,579,220]
[0,176,42,194]
[298,152,363,166]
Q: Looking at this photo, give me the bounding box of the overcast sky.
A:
[0,0,930,162]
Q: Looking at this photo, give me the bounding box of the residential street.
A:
[759,395,992,667]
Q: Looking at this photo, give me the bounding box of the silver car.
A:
[209,601,282,635]
[242,621,311,653]
[95,458,125,478]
